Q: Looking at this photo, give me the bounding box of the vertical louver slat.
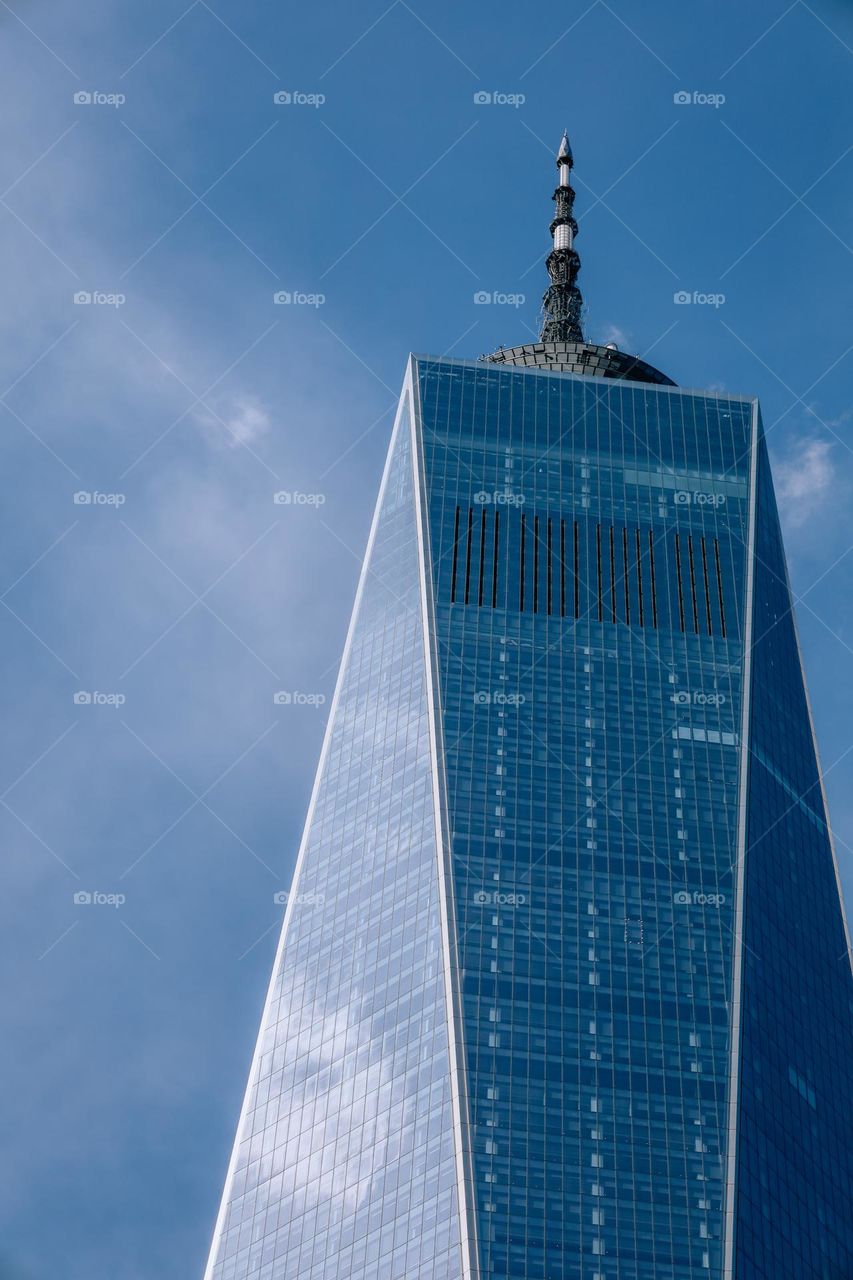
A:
[700,536,713,636]
[450,506,461,604]
[574,520,580,620]
[560,519,566,618]
[648,530,659,629]
[478,508,487,608]
[687,534,700,634]
[492,510,500,609]
[714,537,727,639]
[609,526,617,624]
[622,528,631,626]
[596,524,603,623]
[635,529,645,627]
[674,533,686,633]
[533,515,540,614]
[520,512,526,612]
[464,508,474,605]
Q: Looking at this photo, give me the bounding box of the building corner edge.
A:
[407,354,482,1280]
[721,398,761,1280]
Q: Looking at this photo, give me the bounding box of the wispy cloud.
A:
[598,323,631,348]
[194,395,271,450]
[775,436,835,530]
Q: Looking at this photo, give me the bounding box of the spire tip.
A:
[541,126,583,344]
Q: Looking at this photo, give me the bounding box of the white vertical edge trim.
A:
[408,356,481,1280]
[202,387,410,1280]
[722,398,760,1280]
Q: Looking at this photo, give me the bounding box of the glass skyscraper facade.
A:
[419,359,749,1280]
[204,137,852,1279]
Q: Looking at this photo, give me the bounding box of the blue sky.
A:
[1,2,852,1276]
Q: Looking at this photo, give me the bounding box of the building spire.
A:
[540,129,583,343]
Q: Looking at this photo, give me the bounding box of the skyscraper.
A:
[205,133,853,1280]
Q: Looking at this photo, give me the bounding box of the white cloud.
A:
[598,323,631,349]
[194,396,271,450]
[774,437,835,529]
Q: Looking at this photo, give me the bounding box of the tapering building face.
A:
[205,145,853,1280]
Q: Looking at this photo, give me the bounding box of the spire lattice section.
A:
[540,130,583,343]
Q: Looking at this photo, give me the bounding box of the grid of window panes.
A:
[416,357,752,1280]
[735,439,853,1278]
[206,401,463,1280]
